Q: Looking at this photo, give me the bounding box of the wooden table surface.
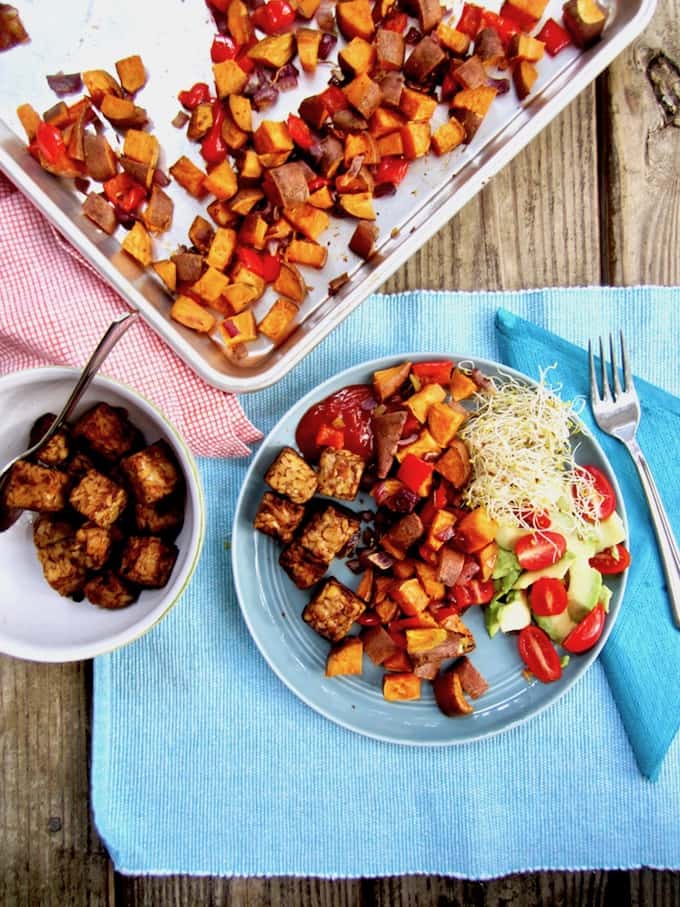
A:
[2,1,680,903]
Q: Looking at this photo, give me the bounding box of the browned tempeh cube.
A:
[29,413,70,466]
[254,491,305,544]
[33,515,75,549]
[69,469,128,528]
[302,577,366,641]
[84,571,139,609]
[72,402,141,461]
[279,541,327,589]
[298,505,360,564]
[3,461,70,512]
[75,522,112,570]
[36,539,87,597]
[264,447,318,504]
[134,495,185,537]
[316,448,365,500]
[120,441,180,505]
[119,536,178,588]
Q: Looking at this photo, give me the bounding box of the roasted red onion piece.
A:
[46,71,83,96]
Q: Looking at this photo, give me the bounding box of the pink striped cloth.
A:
[0,173,262,457]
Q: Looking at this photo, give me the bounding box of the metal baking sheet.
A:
[0,0,655,392]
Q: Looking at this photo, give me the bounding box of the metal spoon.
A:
[0,311,139,531]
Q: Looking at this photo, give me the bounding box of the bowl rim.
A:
[0,365,206,663]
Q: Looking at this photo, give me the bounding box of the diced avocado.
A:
[567,557,602,622]
[591,512,626,552]
[498,590,531,633]
[484,599,503,638]
[512,551,576,590]
[534,609,577,645]
[599,583,612,613]
[548,510,599,559]
[495,525,530,549]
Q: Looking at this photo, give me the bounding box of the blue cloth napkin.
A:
[496,308,680,781]
[92,287,680,879]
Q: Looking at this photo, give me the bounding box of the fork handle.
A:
[627,438,680,629]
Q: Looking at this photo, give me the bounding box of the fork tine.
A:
[620,331,634,393]
[588,340,601,402]
[609,333,623,397]
[599,337,612,401]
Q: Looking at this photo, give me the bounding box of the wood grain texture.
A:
[602,0,680,284]
[0,656,112,907]
[383,88,600,294]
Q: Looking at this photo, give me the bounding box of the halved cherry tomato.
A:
[178,81,211,110]
[36,122,66,165]
[529,577,568,616]
[251,0,296,34]
[517,509,551,529]
[383,11,408,31]
[467,579,495,604]
[357,610,381,626]
[287,113,314,150]
[518,625,562,683]
[315,423,345,449]
[515,531,566,571]
[103,173,147,213]
[375,156,409,186]
[563,604,606,654]
[589,543,631,575]
[411,360,453,385]
[574,464,617,522]
[210,35,239,63]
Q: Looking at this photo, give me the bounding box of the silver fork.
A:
[589,332,680,629]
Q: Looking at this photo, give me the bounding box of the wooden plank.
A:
[0,656,113,907]
[114,876,363,905]
[601,0,680,284]
[383,88,601,293]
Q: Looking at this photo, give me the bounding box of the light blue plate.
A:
[232,354,628,745]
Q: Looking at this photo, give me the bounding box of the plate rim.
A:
[231,352,628,745]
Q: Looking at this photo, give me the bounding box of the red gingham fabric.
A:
[0,174,262,457]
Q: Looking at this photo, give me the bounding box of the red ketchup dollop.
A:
[296,384,377,462]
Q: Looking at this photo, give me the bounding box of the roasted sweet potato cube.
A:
[303,578,366,641]
[297,0,321,16]
[221,284,259,315]
[170,296,216,333]
[221,111,249,151]
[263,162,310,208]
[326,636,364,676]
[190,266,229,304]
[336,0,375,41]
[248,33,295,68]
[188,102,214,140]
[254,490,305,543]
[372,362,411,402]
[231,187,266,217]
[72,402,140,461]
[142,186,174,235]
[394,428,441,463]
[69,469,127,528]
[369,107,406,138]
[100,96,147,128]
[170,156,206,198]
[115,54,146,93]
[434,440,471,489]
[433,668,473,715]
[16,103,41,141]
[401,122,431,159]
[228,94,253,132]
[188,216,215,254]
[219,311,257,346]
[432,118,466,155]
[340,37,377,76]
[377,133,404,156]
[344,73,383,120]
[404,36,447,83]
[298,94,330,130]
[285,239,327,269]
[84,572,139,609]
[383,672,421,701]
[383,650,413,672]
[425,508,457,552]
[436,22,471,54]
[475,27,505,67]
[562,0,606,46]
[391,577,429,615]
[405,627,448,655]
[257,298,298,344]
[411,0,443,31]
[414,561,445,600]
[238,213,268,250]
[361,625,399,665]
[203,159,238,201]
[273,261,306,303]
[122,131,158,171]
[120,536,178,588]
[82,69,122,105]
[453,86,497,117]
[349,220,379,261]
[265,446,318,503]
[513,59,539,100]
[317,448,364,500]
[406,383,447,423]
[399,87,437,122]
[82,193,116,235]
[455,506,499,553]
[213,59,248,97]
[253,120,293,155]
[296,27,322,72]
[450,107,482,141]
[3,461,69,512]
[375,28,405,70]
[83,133,117,181]
[343,132,380,167]
[454,656,489,699]
[309,185,334,209]
[505,0,548,20]
[338,192,375,220]
[227,0,253,43]
[172,252,204,284]
[427,401,467,445]
[121,221,153,267]
[508,32,545,61]
[207,227,237,271]
[284,203,330,240]
[451,367,478,400]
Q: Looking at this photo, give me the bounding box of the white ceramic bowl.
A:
[0,367,205,662]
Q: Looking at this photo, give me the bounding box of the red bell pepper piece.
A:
[103,173,147,214]
[287,114,314,150]
[432,481,450,510]
[390,615,433,631]
[178,82,211,110]
[411,360,453,385]
[441,71,458,102]
[500,0,538,30]
[315,423,345,449]
[307,176,328,192]
[419,498,438,527]
[319,84,348,113]
[387,627,408,650]
[375,156,409,186]
[382,11,408,31]
[431,605,460,624]
[36,122,67,165]
[251,0,296,34]
[456,3,483,37]
[207,0,230,11]
[210,35,239,63]
[201,101,227,164]
[451,585,473,610]
[397,454,434,496]
[536,18,572,55]
[479,9,519,45]
[357,610,382,626]
[236,246,281,283]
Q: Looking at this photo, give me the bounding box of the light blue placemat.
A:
[92,287,680,878]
